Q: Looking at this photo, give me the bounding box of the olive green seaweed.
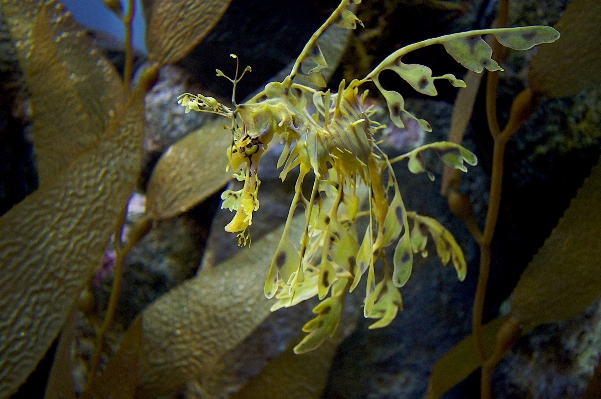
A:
[1,0,124,183]
[0,63,155,398]
[134,216,305,398]
[142,0,232,64]
[0,1,157,397]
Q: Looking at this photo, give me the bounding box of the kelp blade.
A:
[135,215,304,398]
[510,161,601,326]
[529,0,601,97]
[425,316,508,399]
[142,0,232,64]
[145,120,232,219]
[2,0,124,182]
[0,66,156,398]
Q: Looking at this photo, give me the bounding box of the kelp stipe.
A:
[178,0,559,352]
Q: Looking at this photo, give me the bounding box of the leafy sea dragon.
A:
[178,0,559,353]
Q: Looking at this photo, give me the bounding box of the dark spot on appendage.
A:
[401,251,411,263]
[324,215,330,225]
[395,206,403,223]
[481,59,490,68]
[348,256,356,268]
[466,36,479,50]
[321,305,331,314]
[521,31,536,41]
[393,300,401,307]
[283,87,289,95]
[275,252,286,268]
[437,148,458,157]
[316,320,324,328]
[322,270,330,287]
[392,103,401,115]
[419,222,428,236]
[310,45,320,56]
[358,262,367,274]
[418,77,429,90]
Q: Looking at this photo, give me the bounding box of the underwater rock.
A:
[493,300,601,398]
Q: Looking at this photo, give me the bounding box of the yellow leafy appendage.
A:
[178,0,559,353]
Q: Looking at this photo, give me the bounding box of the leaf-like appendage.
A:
[375,81,432,131]
[410,218,429,257]
[328,218,360,274]
[443,36,502,73]
[143,0,232,64]
[146,121,232,220]
[381,182,407,247]
[366,26,558,138]
[317,258,336,300]
[270,273,319,312]
[387,62,466,96]
[306,44,328,74]
[392,232,413,287]
[299,71,328,87]
[410,213,467,281]
[0,65,156,397]
[442,26,559,73]
[367,279,403,329]
[335,8,363,30]
[396,141,477,181]
[2,0,123,182]
[289,16,355,90]
[364,257,377,316]
[442,71,483,194]
[294,279,347,354]
[265,234,301,299]
[350,228,372,292]
[511,161,601,326]
[492,26,560,51]
[407,150,434,181]
[433,142,478,172]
